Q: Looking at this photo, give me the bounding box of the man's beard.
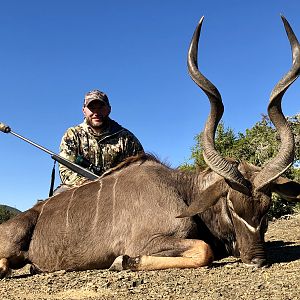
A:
[86,116,109,129]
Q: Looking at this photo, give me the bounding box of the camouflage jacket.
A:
[59,118,144,186]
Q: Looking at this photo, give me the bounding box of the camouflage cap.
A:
[84,90,110,107]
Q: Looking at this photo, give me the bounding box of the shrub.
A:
[0,206,18,224]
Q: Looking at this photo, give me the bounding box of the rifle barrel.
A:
[10,130,54,156]
[0,122,99,180]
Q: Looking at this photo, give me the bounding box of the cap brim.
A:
[85,98,108,106]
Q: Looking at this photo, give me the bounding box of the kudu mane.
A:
[100,153,169,178]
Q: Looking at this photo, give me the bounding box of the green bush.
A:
[0,206,17,224]
[182,114,300,220]
[268,194,296,220]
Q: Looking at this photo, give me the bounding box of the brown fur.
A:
[0,156,299,277]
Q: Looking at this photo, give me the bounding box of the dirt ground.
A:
[1,214,300,300]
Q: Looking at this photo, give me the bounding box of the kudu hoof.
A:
[109,255,130,271]
[29,264,42,275]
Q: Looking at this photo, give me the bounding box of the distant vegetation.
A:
[0,204,21,224]
[181,114,300,219]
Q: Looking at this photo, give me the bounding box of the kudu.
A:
[0,16,299,277]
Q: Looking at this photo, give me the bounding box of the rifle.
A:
[0,122,99,181]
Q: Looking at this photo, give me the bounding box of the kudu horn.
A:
[187,16,250,195]
[253,16,300,191]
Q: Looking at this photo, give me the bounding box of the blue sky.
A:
[1,1,300,211]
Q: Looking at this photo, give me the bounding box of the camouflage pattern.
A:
[59,118,144,186]
[84,90,110,107]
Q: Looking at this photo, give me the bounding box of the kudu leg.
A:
[0,258,9,279]
[109,239,213,271]
[0,201,44,278]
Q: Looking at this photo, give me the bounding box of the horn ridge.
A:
[188,17,250,195]
[254,16,300,190]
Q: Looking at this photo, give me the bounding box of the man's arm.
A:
[59,128,88,186]
[123,130,144,158]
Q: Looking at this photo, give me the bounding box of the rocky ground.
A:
[1,214,299,300]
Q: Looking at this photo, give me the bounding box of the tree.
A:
[182,114,300,218]
[186,114,300,168]
[0,207,14,224]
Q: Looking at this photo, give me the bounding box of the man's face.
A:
[82,101,111,128]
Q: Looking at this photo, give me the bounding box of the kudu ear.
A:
[177,179,228,218]
[270,177,300,202]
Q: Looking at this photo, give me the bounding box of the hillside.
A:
[0,204,21,214]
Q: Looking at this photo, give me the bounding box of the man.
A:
[56,89,144,192]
